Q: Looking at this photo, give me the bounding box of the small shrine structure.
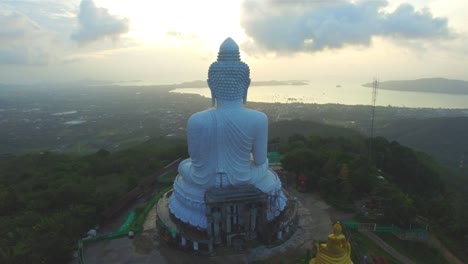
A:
[310,222,353,264]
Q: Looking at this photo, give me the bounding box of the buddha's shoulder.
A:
[190,108,215,117]
[242,108,267,119]
[189,108,267,124]
[187,109,215,124]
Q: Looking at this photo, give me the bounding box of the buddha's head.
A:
[208,37,251,106]
[333,221,343,236]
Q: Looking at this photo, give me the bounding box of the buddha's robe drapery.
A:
[169,104,286,229]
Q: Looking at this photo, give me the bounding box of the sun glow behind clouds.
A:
[95,0,245,50]
[1,0,466,84]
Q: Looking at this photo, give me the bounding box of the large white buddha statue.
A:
[168,37,286,229]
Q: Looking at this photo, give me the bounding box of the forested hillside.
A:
[269,119,360,140]
[376,116,468,183]
[277,131,468,262]
[0,138,186,263]
[1,120,467,263]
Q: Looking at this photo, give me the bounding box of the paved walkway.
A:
[428,235,464,264]
[78,188,434,264]
[247,189,332,262]
[359,230,416,264]
[78,188,334,264]
[142,206,157,231]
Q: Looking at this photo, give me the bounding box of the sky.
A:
[0,0,467,85]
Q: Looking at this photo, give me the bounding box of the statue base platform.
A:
[156,187,298,256]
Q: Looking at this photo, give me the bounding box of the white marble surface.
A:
[168,38,286,229]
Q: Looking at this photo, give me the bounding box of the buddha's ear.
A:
[208,78,216,106]
[243,78,251,104]
[211,91,216,106]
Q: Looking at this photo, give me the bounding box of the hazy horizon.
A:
[3,76,468,109]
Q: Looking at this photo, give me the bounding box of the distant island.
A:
[362,78,468,95]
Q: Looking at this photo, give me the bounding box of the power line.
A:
[369,78,378,163]
[370,78,378,139]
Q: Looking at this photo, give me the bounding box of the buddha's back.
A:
[187,105,268,186]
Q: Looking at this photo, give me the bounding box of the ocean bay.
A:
[170,83,468,109]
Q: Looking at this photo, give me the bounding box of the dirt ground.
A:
[77,189,353,264]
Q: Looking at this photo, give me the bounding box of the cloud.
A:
[0,1,76,33]
[0,11,52,65]
[71,0,130,44]
[241,0,451,54]
[382,4,450,38]
[0,11,42,44]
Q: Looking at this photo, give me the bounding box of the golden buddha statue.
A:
[310,222,353,264]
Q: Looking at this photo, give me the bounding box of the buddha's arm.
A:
[252,113,268,165]
[186,113,207,160]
